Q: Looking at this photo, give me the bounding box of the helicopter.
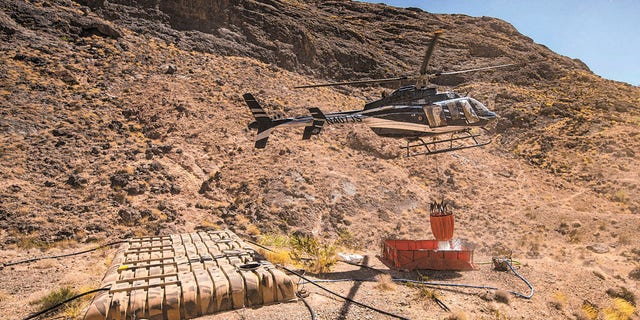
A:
[244,30,517,156]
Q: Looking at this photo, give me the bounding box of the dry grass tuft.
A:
[30,287,78,318]
[494,290,510,304]
[603,298,636,320]
[443,310,469,320]
[549,291,567,310]
[606,286,636,306]
[373,274,396,291]
[262,249,294,266]
[198,219,221,231]
[578,301,599,320]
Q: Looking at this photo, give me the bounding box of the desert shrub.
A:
[258,234,290,248]
[289,235,336,274]
[336,228,358,249]
[255,234,294,266]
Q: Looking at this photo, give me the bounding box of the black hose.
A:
[281,265,409,320]
[2,240,128,269]
[22,287,111,320]
[338,259,534,299]
[296,291,317,320]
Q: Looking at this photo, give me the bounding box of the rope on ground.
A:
[296,291,317,320]
[2,240,128,269]
[280,265,410,320]
[22,287,111,320]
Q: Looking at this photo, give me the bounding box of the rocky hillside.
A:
[1,0,639,319]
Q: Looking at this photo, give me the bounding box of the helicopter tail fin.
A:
[243,93,273,148]
[302,107,326,140]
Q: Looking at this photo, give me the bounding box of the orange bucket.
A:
[430,214,454,241]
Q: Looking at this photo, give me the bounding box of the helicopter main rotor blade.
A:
[294,76,408,89]
[419,29,444,76]
[434,62,518,76]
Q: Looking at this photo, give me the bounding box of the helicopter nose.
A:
[483,110,497,119]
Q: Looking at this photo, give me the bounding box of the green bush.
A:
[289,235,337,274]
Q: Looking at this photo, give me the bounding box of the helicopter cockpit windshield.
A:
[467,98,496,119]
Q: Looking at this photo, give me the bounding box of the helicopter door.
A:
[423,105,446,127]
[459,100,480,124]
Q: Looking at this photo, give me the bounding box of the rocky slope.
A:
[1,0,639,319]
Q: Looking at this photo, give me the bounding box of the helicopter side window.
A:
[459,100,479,123]
[446,101,462,120]
[424,105,446,127]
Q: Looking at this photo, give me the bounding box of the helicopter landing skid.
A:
[401,130,491,157]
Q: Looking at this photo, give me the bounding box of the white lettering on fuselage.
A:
[326,114,363,125]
